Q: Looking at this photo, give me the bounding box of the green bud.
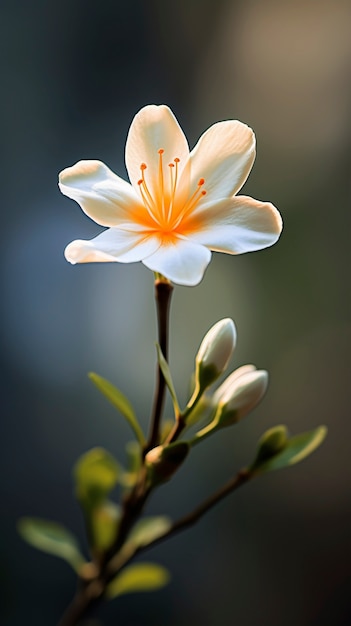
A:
[253,425,289,466]
[145,442,189,485]
[250,425,327,476]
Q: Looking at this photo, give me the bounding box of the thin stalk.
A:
[106,468,252,578]
[58,464,251,626]
[59,278,174,626]
[145,278,173,454]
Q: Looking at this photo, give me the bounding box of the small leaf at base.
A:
[89,372,145,446]
[156,344,180,413]
[106,562,170,598]
[74,447,119,508]
[127,516,172,548]
[17,518,85,572]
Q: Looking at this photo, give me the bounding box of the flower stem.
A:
[58,466,251,625]
[145,277,173,454]
[106,467,252,576]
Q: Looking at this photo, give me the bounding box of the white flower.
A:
[59,105,282,286]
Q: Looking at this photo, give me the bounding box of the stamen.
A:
[137,163,159,224]
[172,178,207,228]
[168,163,175,197]
[136,150,206,236]
[158,149,165,218]
[166,157,180,221]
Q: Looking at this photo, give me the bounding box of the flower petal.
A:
[187,196,283,254]
[213,365,257,404]
[125,105,190,198]
[188,121,256,201]
[142,238,212,286]
[59,160,141,227]
[64,228,161,264]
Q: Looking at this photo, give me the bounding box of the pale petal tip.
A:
[64,241,80,264]
[59,160,105,186]
[268,203,284,240]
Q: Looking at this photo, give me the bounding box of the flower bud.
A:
[145,442,189,485]
[253,425,288,466]
[213,368,269,427]
[195,319,236,390]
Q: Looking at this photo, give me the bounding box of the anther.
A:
[140,163,147,170]
[198,178,205,186]
[174,158,180,163]
[158,149,165,155]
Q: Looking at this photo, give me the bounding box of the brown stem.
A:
[106,468,252,579]
[59,468,252,625]
[58,479,151,626]
[59,278,174,625]
[131,468,251,557]
[145,279,173,454]
[57,579,103,626]
[165,416,186,444]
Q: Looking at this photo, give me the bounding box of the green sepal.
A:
[106,562,170,599]
[90,501,121,552]
[184,394,213,428]
[155,344,180,414]
[196,362,220,392]
[88,372,146,446]
[250,425,327,475]
[127,516,171,548]
[74,447,119,509]
[17,518,85,573]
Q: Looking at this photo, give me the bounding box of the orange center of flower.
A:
[135,149,206,240]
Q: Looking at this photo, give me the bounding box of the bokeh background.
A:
[1,0,350,624]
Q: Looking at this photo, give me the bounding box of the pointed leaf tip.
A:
[127,516,172,548]
[74,447,119,507]
[88,372,146,446]
[17,517,85,572]
[155,344,179,413]
[251,425,327,475]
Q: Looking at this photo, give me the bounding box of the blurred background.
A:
[1,0,350,624]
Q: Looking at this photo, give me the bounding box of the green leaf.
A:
[127,516,171,548]
[251,425,327,475]
[89,372,146,446]
[91,501,121,552]
[155,344,180,413]
[106,562,170,599]
[119,440,142,489]
[74,447,119,508]
[17,518,85,572]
